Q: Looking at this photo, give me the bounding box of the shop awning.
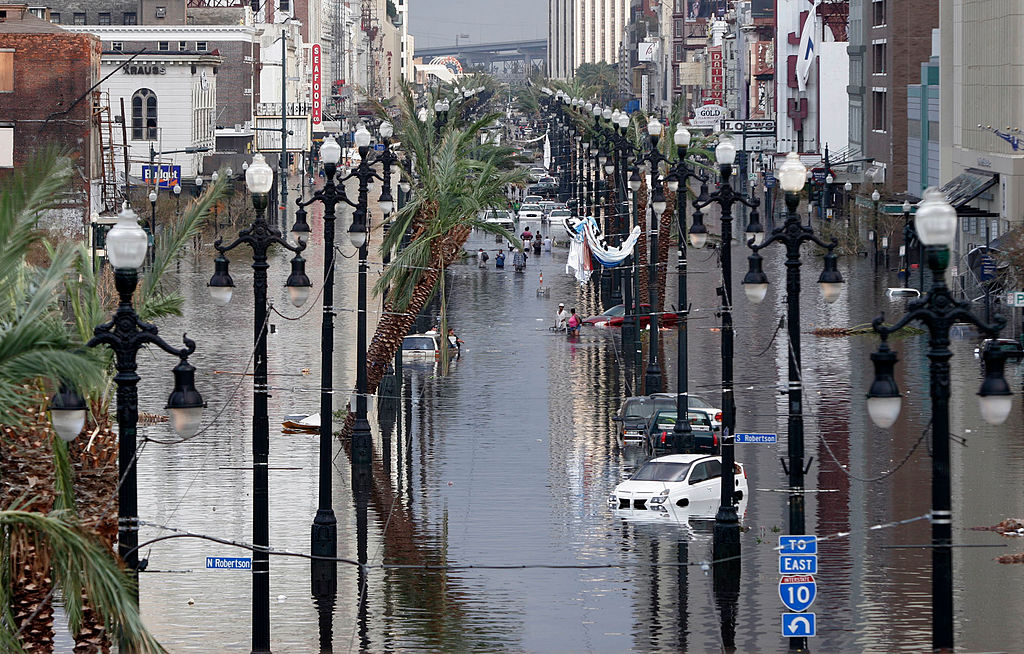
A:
[939,170,998,209]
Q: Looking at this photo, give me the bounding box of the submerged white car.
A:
[518,203,544,221]
[609,454,748,519]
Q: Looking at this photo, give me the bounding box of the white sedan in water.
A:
[518,203,544,221]
[609,454,748,519]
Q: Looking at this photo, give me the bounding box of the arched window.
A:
[131,88,157,140]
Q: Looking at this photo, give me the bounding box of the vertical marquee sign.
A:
[311,43,322,126]
[707,45,724,102]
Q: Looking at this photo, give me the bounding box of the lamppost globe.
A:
[207,254,235,305]
[211,171,219,184]
[226,167,233,178]
[195,175,203,188]
[242,161,249,172]
[379,120,394,139]
[844,181,853,192]
[871,189,881,203]
[602,107,612,120]
[148,191,157,204]
[285,255,312,307]
[165,359,205,437]
[715,137,737,166]
[618,113,630,129]
[915,186,957,246]
[584,101,593,113]
[978,347,1014,424]
[666,173,680,192]
[902,200,912,214]
[825,174,834,185]
[867,342,902,428]
[417,107,428,122]
[321,135,342,165]
[777,152,807,192]
[440,99,450,112]
[246,153,275,194]
[611,109,621,123]
[674,124,691,147]
[818,252,844,303]
[741,252,769,303]
[173,184,181,196]
[354,125,372,148]
[433,99,444,113]
[107,205,149,269]
[647,117,662,137]
[48,383,87,442]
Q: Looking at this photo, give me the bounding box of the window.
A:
[0,51,12,93]
[674,43,683,61]
[196,41,208,52]
[123,12,136,24]
[179,41,187,51]
[872,0,886,26]
[112,42,123,52]
[674,18,682,37]
[0,126,12,168]
[131,88,157,140]
[908,119,921,139]
[50,11,59,22]
[872,91,887,131]
[872,42,887,74]
[158,42,169,52]
[28,7,45,19]
[73,12,85,24]
[98,12,110,24]
[928,121,940,142]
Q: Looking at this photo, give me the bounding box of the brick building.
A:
[0,4,101,230]
[848,0,938,193]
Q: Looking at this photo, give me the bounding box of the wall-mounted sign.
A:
[691,103,725,128]
[141,164,181,188]
[311,44,322,126]
[123,64,166,75]
[638,41,659,62]
[706,45,723,102]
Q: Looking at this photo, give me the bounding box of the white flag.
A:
[543,133,551,170]
[796,0,821,92]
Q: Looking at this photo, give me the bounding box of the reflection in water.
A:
[130,225,1024,652]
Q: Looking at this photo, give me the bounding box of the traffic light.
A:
[250,0,259,13]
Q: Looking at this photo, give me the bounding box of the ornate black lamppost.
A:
[866,187,1013,653]
[691,136,760,557]
[741,152,844,652]
[207,154,312,654]
[640,116,668,395]
[663,124,706,452]
[50,204,206,607]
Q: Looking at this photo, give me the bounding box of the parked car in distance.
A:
[518,203,544,221]
[609,454,748,518]
[523,195,544,204]
[549,208,572,222]
[584,304,627,326]
[586,303,679,328]
[650,392,722,432]
[528,166,547,181]
[646,410,718,454]
[974,338,1024,360]
[613,394,676,446]
[886,287,921,299]
[482,209,515,230]
[527,182,558,198]
[402,333,441,359]
[539,200,557,215]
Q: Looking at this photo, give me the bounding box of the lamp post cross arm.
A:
[873,294,1005,340]
[213,222,306,257]
[89,326,196,362]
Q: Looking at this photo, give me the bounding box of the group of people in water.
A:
[475,225,553,271]
[554,303,582,335]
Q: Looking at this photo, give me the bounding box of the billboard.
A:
[752,0,774,18]
[141,164,182,188]
[687,0,726,20]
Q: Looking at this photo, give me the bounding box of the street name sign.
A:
[206,556,252,570]
[1006,291,1024,307]
[779,574,816,612]
[735,432,777,443]
[781,613,816,637]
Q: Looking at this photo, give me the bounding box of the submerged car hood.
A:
[616,479,673,494]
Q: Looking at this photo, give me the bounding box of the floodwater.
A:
[132,187,1024,652]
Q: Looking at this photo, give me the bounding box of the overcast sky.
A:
[408,0,547,49]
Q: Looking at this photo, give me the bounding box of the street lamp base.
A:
[713,504,741,562]
[644,367,663,394]
[311,509,338,559]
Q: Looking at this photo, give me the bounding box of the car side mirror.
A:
[611,416,622,422]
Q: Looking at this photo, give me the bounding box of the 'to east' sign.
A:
[311,44,322,126]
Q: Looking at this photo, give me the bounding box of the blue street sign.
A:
[811,169,827,183]
[779,535,817,554]
[779,554,818,574]
[373,143,386,152]
[779,574,817,611]
[735,432,777,443]
[206,556,252,570]
[981,255,996,281]
[781,612,816,637]
[765,174,777,188]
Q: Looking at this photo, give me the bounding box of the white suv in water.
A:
[610,454,748,519]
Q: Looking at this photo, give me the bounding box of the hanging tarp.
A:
[566,236,594,286]
[543,133,551,170]
[562,215,641,269]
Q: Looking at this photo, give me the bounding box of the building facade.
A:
[906,29,939,196]
[548,0,573,78]
[548,0,630,79]
[0,6,102,229]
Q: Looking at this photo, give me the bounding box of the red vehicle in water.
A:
[583,304,678,328]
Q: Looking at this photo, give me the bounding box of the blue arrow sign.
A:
[779,535,817,554]
[781,612,816,637]
[779,554,817,574]
[779,574,817,611]
[735,433,777,443]
[373,143,386,152]
[765,175,777,188]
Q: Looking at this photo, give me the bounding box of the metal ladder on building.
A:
[92,90,123,213]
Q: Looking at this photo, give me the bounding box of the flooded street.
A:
[132,195,1024,652]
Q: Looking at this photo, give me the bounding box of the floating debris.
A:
[811,323,925,337]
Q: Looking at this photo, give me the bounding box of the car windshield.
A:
[623,399,651,420]
[521,204,541,211]
[550,210,571,217]
[402,337,435,351]
[688,396,713,409]
[632,461,692,482]
[602,305,626,317]
[653,411,710,429]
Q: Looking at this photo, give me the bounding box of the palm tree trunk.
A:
[656,186,676,313]
[636,176,650,305]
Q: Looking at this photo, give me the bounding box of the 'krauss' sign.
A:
[123,64,166,75]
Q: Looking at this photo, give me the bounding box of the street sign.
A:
[765,174,777,188]
[779,574,817,612]
[981,255,996,281]
[743,136,777,152]
[206,556,252,570]
[811,169,828,183]
[722,119,775,133]
[779,555,817,574]
[1006,292,1024,307]
[781,613,816,637]
[735,432,777,443]
[373,143,386,152]
[779,535,817,554]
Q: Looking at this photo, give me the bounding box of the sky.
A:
[408,0,548,49]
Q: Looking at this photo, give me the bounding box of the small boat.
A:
[282,413,320,432]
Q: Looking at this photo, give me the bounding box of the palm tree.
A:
[353,85,527,418]
[574,63,618,104]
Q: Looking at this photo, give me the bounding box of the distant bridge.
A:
[416,39,547,82]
